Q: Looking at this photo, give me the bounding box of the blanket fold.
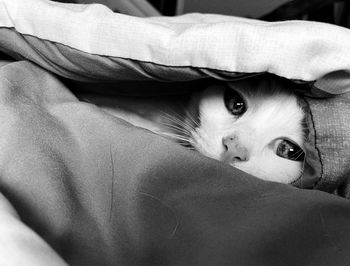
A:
[1,60,350,266]
[1,0,350,93]
[1,0,350,265]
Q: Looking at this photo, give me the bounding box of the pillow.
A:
[1,0,350,93]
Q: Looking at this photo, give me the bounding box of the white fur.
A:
[83,77,305,183]
[189,79,304,183]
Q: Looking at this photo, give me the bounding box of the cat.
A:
[80,75,306,183]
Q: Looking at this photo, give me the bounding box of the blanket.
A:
[0,59,350,265]
[1,0,350,265]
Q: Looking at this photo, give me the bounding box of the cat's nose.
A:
[222,135,249,162]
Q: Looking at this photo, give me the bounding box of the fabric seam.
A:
[304,99,324,187]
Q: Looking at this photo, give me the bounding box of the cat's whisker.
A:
[163,133,195,150]
[161,110,195,128]
[160,112,183,125]
[167,135,190,143]
[160,122,190,133]
[185,111,200,127]
[160,110,183,122]
[159,123,192,138]
[172,135,192,143]
[164,116,191,130]
[162,132,191,142]
[161,113,194,133]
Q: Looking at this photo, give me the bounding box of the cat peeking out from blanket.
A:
[81,74,306,184]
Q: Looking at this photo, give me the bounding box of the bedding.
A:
[0,189,67,266]
[1,0,350,265]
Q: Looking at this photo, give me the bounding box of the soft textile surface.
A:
[1,0,350,265]
[304,93,350,195]
[0,189,67,265]
[79,0,161,17]
[1,0,350,93]
[1,0,347,195]
[0,60,350,265]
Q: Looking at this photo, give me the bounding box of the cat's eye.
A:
[275,139,305,162]
[224,88,246,116]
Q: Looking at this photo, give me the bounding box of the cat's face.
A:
[186,77,305,183]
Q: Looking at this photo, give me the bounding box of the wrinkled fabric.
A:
[303,93,350,196]
[1,0,350,264]
[1,0,350,197]
[2,0,350,93]
[0,192,67,266]
[0,60,350,265]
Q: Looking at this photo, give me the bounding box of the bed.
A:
[1,0,350,265]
